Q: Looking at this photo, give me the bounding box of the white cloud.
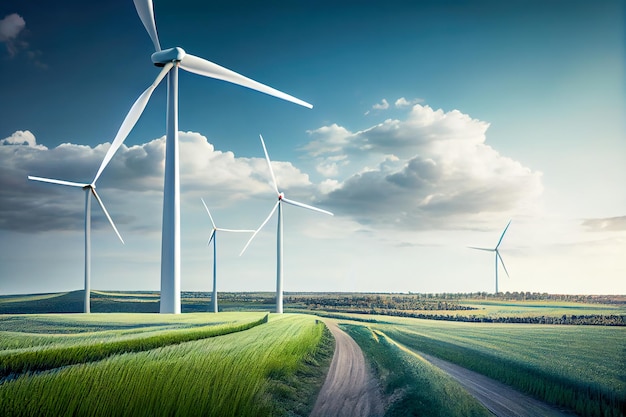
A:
[0,130,45,148]
[316,161,339,177]
[304,124,352,157]
[372,98,389,110]
[0,131,320,233]
[0,13,25,41]
[318,179,341,194]
[395,97,423,108]
[0,13,26,56]
[364,98,390,115]
[308,104,543,230]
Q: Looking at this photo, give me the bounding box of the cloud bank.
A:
[0,131,316,233]
[1,102,544,234]
[307,103,543,230]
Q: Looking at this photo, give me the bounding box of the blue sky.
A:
[1,0,624,296]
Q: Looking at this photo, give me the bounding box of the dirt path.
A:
[419,352,577,417]
[309,321,383,417]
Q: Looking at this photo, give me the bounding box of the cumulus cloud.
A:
[304,124,353,158]
[0,13,25,40]
[0,130,44,148]
[582,216,626,232]
[0,13,46,67]
[0,131,320,233]
[364,98,390,115]
[308,104,543,230]
[372,98,389,110]
[0,13,26,57]
[394,97,423,108]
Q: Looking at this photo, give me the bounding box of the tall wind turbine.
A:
[240,135,333,314]
[468,220,512,294]
[28,159,124,313]
[91,0,312,313]
[201,198,254,313]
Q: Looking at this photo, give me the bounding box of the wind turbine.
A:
[91,0,312,313]
[28,159,124,313]
[240,135,333,314]
[201,198,254,313]
[468,220,512,294]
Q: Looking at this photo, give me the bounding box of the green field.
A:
[337,314,626,417]
[0,313,333,417]
[1,291,625,416]
[288,292,626,325]
[341,323,492,417]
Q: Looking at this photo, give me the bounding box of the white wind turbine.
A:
[468,220,512,294]
[201,198,254,313]
[28,160,124,313]
[91,0,312,313]
[240,135,333,314]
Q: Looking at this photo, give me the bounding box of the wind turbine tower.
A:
[28,155,124,313]
[201,198,254,313]
[91,0,312,313]
[240,135,333,314]
[468,220,512,294]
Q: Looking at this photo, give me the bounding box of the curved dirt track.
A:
[309,321,383,417]
[418,351,577,417]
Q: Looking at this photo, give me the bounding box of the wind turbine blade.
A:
[28,176,88,188]
[179,54,313,109]
[93,63,172,184]
[497,250,510,278]
[495,219,512,249]
[239,201,280,256]
[208,230,215,246]
[200,198,217,229]
[133,0,161,51]
[217,228,256,233]
[90,189,125,244]
[259,135,279,195]
[467,246,495,252]
[281,196,334,216]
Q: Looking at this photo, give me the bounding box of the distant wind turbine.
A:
[90,0,312,314]
[468,220,512,294]
[240,135,333,314]
[28,157,124,313]
[201,198,254,313]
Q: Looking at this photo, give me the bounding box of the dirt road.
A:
[419,352,577,417]
[309,321,383,417]
[311,323,576,417]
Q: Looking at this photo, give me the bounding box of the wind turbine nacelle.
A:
[151,47,186,66]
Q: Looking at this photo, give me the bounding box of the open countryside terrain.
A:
[0,291,624,416]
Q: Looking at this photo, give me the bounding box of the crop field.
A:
[457,299,626,320]
[0,290,276,314]
[0,313,333,417]
[347,315,626,417]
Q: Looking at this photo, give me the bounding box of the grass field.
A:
[342,323,492,417]
[352,315,626,417]
[289,293,626,325]
[458,299,626,319]
[2,290,624,323]
[0,313,333,417]
[1,291,624,415]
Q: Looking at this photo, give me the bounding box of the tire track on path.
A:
[309,320,383,417]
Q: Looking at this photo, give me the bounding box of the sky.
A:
[0,0,624,296]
